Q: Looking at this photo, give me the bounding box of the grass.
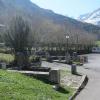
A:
[60,69,81,95]
[60,70,70,78]
[95,41,100,46]
[0,53,40,64]
[0,53,14,63]
[0,70,74,100]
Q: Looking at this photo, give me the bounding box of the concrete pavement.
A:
[42,54,100,100]
[76,54,100,100]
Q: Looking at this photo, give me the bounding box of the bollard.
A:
[65,53,71,64]
[80,56,84,64]
[1,62,6,70]
[58,57,62,62]
[72,52,78,61]
[71,64,77,74]
[49,69,60,84]
[84,56,88,63]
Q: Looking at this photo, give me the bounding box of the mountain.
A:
[0,0,100,42]
[78,8,100,26]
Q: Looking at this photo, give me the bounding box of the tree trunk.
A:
[14,52,29,70]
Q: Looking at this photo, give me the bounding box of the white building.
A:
[92,47,100,53]
[0,24,5,27]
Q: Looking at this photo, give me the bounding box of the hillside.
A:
[0,0,100,42]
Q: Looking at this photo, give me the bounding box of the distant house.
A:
[92,47,100,53]
[0,24,5,27]
[0,24,5,31]
[0,43,5,48]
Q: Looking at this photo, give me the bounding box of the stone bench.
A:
[7,70,49,79]
[8,69,60,84]
[28,67,51,72]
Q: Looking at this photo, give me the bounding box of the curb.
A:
[69,75,88,100]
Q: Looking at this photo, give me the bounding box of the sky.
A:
[31,0,100,18]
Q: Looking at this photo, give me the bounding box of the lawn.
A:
[95,41,100,46]
[0,53,14,63]
[0,70,74,100]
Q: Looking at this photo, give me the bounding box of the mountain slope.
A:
[78,8,100,26]
[0,0,100,41]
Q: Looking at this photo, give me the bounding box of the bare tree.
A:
[5,16,32,69]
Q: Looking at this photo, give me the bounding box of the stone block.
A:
[1,62,6,70]
[71,64,77,74]
[84,56,88,63]
[49,69,60,84]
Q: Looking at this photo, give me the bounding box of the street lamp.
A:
[66,36,70,39]
[65,35,70,64]
[65,35,70,53]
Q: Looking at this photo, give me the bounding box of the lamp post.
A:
[65,35,70,53]
[65,35,70,64]
[0,24,5,43]
[76,34,79,53]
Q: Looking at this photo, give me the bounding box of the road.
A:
[42,54,100,100]
[76,54,100,100]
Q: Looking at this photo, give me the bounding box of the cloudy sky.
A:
[31,0,100,18]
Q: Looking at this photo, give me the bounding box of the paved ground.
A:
[42,54,100,100]
[42,61,82,91]
[76,54,100,100]
[42,61,70,70]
